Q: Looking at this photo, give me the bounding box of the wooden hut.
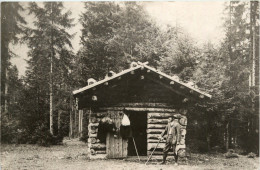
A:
[73,62,211,159]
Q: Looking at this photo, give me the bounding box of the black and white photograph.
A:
[1,1,259,169]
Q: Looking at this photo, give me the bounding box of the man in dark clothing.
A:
[159,116,181,165]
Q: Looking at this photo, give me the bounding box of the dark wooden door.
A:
[106,111,128,158]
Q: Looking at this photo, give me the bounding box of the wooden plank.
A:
[115,112,119,157]
[148,119,168,124]
[147,124,166,129]
[124,139,128,157]
[106,133,109,157]
[119,136,122,157]
[111,133,114,158]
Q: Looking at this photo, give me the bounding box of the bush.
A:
[1,112,19,144]
[26,123,64,146]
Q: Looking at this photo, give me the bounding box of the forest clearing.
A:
[1,139,259,170]
[1,1,259,170]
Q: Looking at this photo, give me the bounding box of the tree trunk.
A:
[250,1,256,87]
[58,110,61,133]
[226,122,229,151]
[49,2,54,135]
[4,67,8,115]
[50,57,53,134]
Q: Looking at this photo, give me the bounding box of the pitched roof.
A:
[73,62,212,99]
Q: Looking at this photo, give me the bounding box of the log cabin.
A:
[72,61,211,159]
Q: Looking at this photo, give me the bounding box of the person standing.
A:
[159,116,181,165]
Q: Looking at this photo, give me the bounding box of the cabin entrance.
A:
[127,111,147,156]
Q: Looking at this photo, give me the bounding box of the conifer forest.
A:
[1,2,259,169]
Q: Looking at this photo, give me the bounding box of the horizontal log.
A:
[147,113,174,119]
[114,103,174,108]
[96,150,106,154]
[147,129,164,134]
[147,124,166,129]
[177,144,186,149]
[148,139,166,143]
[100,107,175,112]
[90,143,106,149]
[147,143,185,151]
[147,151,175,156]
[126,108,176,112]
[89,133,97,138]
[147,134,161,139]
[148,119,168,124]
[147,143,165,150]
[89,123,99,127]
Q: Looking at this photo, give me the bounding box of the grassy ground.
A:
[1,139,259,170]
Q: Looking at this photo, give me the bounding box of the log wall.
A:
[87,103,187,159]
[87,109,107,159]
[147,111,187,155]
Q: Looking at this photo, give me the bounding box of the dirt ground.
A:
[1,139,259,170]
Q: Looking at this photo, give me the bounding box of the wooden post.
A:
[78,110,83,137]
[79,110,81,137]
[75,105,77,137]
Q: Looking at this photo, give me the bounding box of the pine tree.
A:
[77,2,164,85]
[1,65,23,143]
[24,2,74,135]
[77,2,121,82]
[1,2,26,114]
